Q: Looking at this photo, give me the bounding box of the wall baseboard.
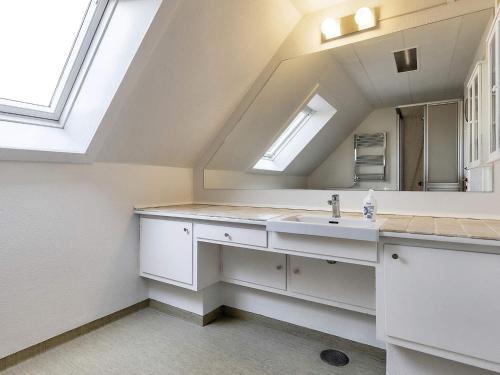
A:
[149,299,223,326]
[0,299,149,372]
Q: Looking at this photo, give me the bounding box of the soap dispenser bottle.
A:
[362,189,377,222]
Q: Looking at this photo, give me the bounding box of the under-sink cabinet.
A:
[269,231,377,264]
[378,242,500,372]
[288,256,375,311]
[221,246,286,290]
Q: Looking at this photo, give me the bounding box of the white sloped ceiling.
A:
[97,0,301,166]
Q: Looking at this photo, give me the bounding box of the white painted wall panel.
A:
[0,162,192,358]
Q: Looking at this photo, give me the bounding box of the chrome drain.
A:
[320,349,349,367]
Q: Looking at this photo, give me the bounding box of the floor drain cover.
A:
[320,349,349,367]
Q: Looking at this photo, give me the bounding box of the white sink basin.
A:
[267,214,381,241]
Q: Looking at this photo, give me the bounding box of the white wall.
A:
[309,107,398,190]
[0,162,192,358]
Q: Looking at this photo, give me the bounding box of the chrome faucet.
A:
[327,194,340,218]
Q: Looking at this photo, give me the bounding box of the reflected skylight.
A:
[254,94,337,172]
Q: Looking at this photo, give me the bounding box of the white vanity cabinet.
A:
[380,243,500,372]
[221,246,286,290]
[140,217,193,285]
[138,214,377,315]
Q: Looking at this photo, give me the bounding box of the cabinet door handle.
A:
[183,228,189,234]
[392,254,399,260]
[224,233,231,239]
[276,265,283,270]
[326,260,337,264]
[293,268,300,274]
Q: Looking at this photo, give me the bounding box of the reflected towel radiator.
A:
[354,132,386,182]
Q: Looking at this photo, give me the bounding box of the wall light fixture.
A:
[321,7,378,43]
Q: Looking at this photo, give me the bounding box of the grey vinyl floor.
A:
[3,308,386,375]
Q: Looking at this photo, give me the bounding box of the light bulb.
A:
[354,7,375,29]
[320,17,341,40]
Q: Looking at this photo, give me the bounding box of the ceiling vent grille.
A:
[394,48,418,73]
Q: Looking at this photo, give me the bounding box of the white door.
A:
[384,245,500,365]
[221,246,286,290]
[289,256,375,310]
[140,218,193,285]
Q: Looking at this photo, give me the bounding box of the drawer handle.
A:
[326,260,337,265]
[224,233,231,240]
[293,268,300,274]
[276,265,283,270]
[183,228,189,234]
[392,254,399,260]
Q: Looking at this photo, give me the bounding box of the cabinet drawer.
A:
[269,232,377,262]
[195,223,267,248]
[289,256,375,311]
[222,246,286,290]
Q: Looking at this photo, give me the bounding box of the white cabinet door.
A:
[384,245,500,367]
[140,218,193,285]
[289,256,375,311]
[221,246,286,290]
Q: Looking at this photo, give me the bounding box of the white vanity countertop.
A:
[135,204,500,243]
[134,204,329,225]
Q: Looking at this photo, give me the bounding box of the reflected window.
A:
[262,106,315,161]
[253,94,337,172]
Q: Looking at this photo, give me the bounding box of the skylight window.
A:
[254,94,337,172]
[0,0,108,122]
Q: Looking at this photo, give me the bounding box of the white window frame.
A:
[465,62,482,169]
[488,15,500,162]
[0,0,162,161]
[0,0,109,126]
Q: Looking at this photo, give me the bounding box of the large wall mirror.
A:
[205,9,495,192]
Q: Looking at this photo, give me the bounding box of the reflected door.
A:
[425,101,462,191]
[399,105,425,191]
